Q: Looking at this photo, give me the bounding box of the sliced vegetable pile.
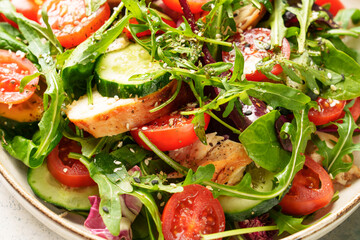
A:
[1,0,360,240]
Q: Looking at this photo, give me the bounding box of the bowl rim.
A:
[0,154,359,240]
[0,159,103,240]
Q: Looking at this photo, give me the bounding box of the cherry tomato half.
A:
[47,138,96,188]
[163,0,210,14]
[162,184,226,240]
[279,156,334,216]
[308,97,346,126]
[123,17,176,40]
[131,111,211,151]
[39,0,110,48]
[338,97,360,122]
[0,49,39,104]
[315,0,345,16]
[223,28,291,82]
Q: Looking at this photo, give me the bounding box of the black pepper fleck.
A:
[102,206,109,213]
[133,177,141,183]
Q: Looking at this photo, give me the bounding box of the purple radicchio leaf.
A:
[230,96,269,132]
[211,87,269,133]
[84,167,142,240]
[84,195,142,240]
[237,214,277,240]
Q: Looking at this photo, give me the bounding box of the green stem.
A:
[138,131,189,176]
[207,111,241,135]
[202,226,279,240]
[149,80,182,113]
[163,25,232,47]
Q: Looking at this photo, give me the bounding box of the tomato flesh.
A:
[223,28,291,82]
[0,49,38,104]
[162,184,225,240]
[337,97,360,122]
[47,138,96,188]
[308,97,346,126]
[40,0,110,48]
[279,156,334,216]
[163,0,210,14]
[315,0,345,16]
[131,111,210,151]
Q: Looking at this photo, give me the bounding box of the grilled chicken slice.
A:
[0,93,43,122]
[66,80,191,138]
[169,133,253,185]
[234,3,267,32]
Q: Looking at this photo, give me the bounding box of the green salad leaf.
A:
[313,107,360,177]
[270,210,309,234]
[239,111,291,172]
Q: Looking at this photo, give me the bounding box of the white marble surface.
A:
[0,181,64,240]
[0,179,359,240]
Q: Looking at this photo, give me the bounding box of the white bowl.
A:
[0,0,359,239]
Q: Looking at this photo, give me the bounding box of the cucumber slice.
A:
[95,43,171,98]
[28,162,98,211]
[218,167,279,221]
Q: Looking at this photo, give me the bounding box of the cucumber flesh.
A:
[95,43,171,98]
[218,167,279,221]
[28,162,98,211]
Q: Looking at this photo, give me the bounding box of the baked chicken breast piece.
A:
[169,133,253,185]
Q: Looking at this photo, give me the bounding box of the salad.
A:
[0,0,360,239]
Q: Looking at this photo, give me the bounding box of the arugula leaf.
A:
[0,31,37,64]
[270,210,309,234]
[183,164,215,186]
[0,8,65,168]
[203,0,237,58]
[313,108,360,177]
[85,0,107,16]
[269,0,287,47]
[0,22,23,39]
[287,0,315,52]
[242,81,312,111]
[317,39,360,99]
[239,111,291,172]
[130,190,164,240]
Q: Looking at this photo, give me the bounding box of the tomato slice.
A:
[131,111,211,151]
[163,0,210,14]
[279,156,334,216]
[336,97,360,122]
[123,17,176,40]
[308,97,346,126]
[162,184,225,240]
[223,28,291,82]
[47,138,96,188]
[0,49,39,104]
[315,0,345,16]
[39,0,110,48]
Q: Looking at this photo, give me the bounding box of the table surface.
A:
[0,181,358,240]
